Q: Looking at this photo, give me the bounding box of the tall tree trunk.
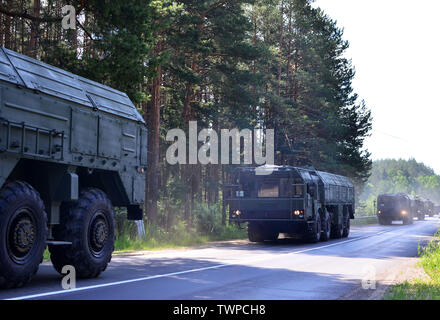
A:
[277,1,284,98]
[183,48,199,226]
[29,0,40,57]
[0,0,3,47]
[146,60,162,225]
[4,0,10,48]
[20,0,24,54]
[83,11,89,56]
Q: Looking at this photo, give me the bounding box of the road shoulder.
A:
[339,257,428,300]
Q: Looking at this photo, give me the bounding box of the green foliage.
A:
[243,0,372,185]
[420,233,440,283]
[40,0,179,106]
[114,200,246,252]
[4,0,373,243]
[361,158,440,203]
[358,158,440,216]
[386,232,440,300]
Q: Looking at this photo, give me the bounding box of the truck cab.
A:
[377,193,413,225]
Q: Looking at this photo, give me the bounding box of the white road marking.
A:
[6,229,394,300]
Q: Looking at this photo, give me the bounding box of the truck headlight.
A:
[233,210,241,216]
[401,210,407,215]
[292,210,304,216]
[378,210,381,214]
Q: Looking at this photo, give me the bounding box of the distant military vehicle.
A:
[425,200,435,217]
[412,197,426,221]
[0,47,147,288]
[224,165,355,243]
[434,205,440,216]
[377,193,413,225]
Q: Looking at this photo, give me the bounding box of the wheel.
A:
[0,181,47,289]
[342,215,350,238]
[418,213,425,221]
[378,217,390,225]
[307,213,321,243]
[331,211,344,239]
[403,215,413,225]
[331,219,344,239]
[320,210,331,242]
[247,223,264,243]
[49,188,115,278]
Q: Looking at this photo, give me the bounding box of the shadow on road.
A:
[0,256,363,300]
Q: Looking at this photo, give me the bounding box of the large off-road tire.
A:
[342,215,350,238]
[418,213,425,221]
[331,219,344,239]
[320,210,331,242]
[307,214,321,243]
[0,181,47,289]
[402,214,413,225]
[247,223,265,243]
[49,188,115,278]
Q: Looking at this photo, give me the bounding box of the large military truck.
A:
[224,165,355,243]
[425,199,435,217]
[412,197,426,221]
[0,47,147,288]
[376,193,413,225]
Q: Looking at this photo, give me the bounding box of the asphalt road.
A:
[1,217,439,300]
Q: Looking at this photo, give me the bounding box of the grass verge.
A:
[114,223,247,253]
[385,232,440,300]
[351,216,378,226]
[42,224,247,261]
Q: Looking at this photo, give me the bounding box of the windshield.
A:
[378,196,407,209]
[237,174,304,198]
[258,181,279,197]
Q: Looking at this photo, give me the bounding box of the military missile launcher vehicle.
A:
[425,199,435,217]
[0,47,147,288]
[412,197,426,221]
[224,165,355,243]
[376,193,413,225]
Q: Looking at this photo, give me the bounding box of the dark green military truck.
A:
[0,47,147,288]
[224,165,355,243]
[412,197,426,221]
[376,193,414,225]
[434,205,440,216]
[425,199,435,217]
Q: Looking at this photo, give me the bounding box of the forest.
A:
[0,0,372,244]
[358,159,440,216]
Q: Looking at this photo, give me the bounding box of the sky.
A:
[313,0,440,174]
